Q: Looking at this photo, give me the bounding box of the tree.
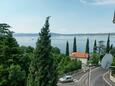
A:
[106,34,110,53]
[8,64,26,86]
[91,53,100,66]
[110,44,113,50]
[73,37,77,52]
[0,23,27,86]
[57,55,81,75]
[112,57,115,76]
[110,47,115,57]
[51,47,60,54]
[66,41,69,56]
[27,17,58,86]
[85,38,89,54]
[98,40,105,55]
[0,23,19,64]
[19,46,34,78]
[85,38,89,60]
[93,40,97,53]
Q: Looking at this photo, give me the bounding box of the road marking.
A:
[91,67,100,72]
[73,79,78,82]
[79,71,88,82]
[79,67,100,82]
[103,71,112,86]
[85,77,88,85]
[82,72,88,82]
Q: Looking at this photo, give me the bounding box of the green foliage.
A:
[110,47,115,57]
[51,46,81,76]
[85,38,89,54]
[111,57,115,76]
[20,46,34,54]
[63,60,81,73]
[51,47,60,54]
[57,55,81,75]
[90,53,100,65]
[73,37,77,52]
[110,48,114,76]
[19,46,34,77]
[110,44,113,50]
[0,22,82,86]
[0,24,19,65]
[27,17,58,86]
[8,64,26,86]
[0,65,8,86]
[98,40,106,55]
[106,34,110,53]
[112,57,115,66]
[93,40,97,53]
[66,41,69,56]
[0,23,33,86]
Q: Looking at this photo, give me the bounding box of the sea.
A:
[14,34,115,54]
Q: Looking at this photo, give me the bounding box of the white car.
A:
[59,75,73,83]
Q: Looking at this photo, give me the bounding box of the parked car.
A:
[59,75,73,83]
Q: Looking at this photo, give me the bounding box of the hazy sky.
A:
[0,0,115,33]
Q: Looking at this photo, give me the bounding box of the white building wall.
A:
[78,58,87,64]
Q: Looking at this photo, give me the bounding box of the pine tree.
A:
[0,23,19,65]
[93,40,97,53]
[73,37,77,52]
[85,38,89,54]
[0,23,26,86]
[106,34,110,53]
[27,17,58,86]
[66,41,69,56]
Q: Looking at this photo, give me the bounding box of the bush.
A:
[90,53,100,66]
[57,55,81,75]
[111,57,115,76]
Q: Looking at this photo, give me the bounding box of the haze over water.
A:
[14,34,115,53]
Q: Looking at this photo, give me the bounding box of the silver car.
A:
[59,75,73,83]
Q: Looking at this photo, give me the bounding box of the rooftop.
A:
[70,52,88,59]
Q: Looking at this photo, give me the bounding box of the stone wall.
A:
[110,72,115,82]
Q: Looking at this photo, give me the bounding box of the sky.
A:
[0,0,115,34]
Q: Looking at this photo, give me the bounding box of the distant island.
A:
[13,32,115,37]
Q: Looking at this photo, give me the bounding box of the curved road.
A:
[58,67,110,86]
[90,67,109,86]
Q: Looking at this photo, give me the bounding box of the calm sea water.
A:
[14,35,115,53]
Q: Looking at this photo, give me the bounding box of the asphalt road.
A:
[58,67,110,86]
[90,67,109,86]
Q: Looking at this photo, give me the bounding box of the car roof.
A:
[65,75,72,77]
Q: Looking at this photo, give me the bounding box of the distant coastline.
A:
[13,32,115,37]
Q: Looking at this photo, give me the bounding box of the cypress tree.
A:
[110,44,113,50]
[66,41,69,56]
[85,38,89,54]
[85,38,90,60]
[73,37,77,52]
[27,17,58,86]
[106,34,110,53]
[93,40,97,53]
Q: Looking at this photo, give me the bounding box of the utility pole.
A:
[88,63,91,86]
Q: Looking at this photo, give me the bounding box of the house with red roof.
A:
[70,52,89,65]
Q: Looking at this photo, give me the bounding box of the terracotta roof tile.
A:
[70,52,88,59]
